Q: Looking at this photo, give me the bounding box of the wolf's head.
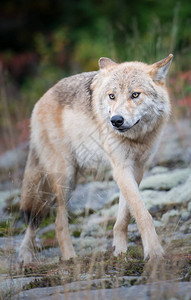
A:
[93,54,173,140]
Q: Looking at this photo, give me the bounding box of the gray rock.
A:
[0,276,40,299]
[140,168,191,191]
[164,175,191,205]
[14,281,191,300]
[150,166,169,175]
[154,220,163,227]
[140,173,191,216]
[99,203,119,218]
[0,235,24,252]
[188,201,191,213]
[141,190,166,211]
[154,119,191,166]
[181,210,190,221]
[81,224,104,238]
[104,192,119,207]
[0,189,20,217]
[87,214,116,227]
[38,224,56,236]
[72,236,108,255]
[0,142,28,171]
[69,181,119,215]
[161,209,180,223]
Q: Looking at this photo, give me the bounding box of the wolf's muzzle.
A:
[110,115,124,128]
[111,117,140,132]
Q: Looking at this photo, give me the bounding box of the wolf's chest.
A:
[73,129,110,169]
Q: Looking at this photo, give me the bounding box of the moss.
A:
[40,230,56,240]
[72,230,82,237]
[170,238,191,248]
[127,246,143,260]
[23,276,62,290]
[20,250,145,292]
[40,209,56,228]
[0,220,9,236]
[14,247,191,294]
[69,216,83,225]
[105,219,115,231]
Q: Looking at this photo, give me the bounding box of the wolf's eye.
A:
[108,94,115,100]
[131,92,140,99]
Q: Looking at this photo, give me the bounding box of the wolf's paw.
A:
[144,243,164,262]
[62,246,77,261]
[63,252,77,261]
[18,247,33,266]
[113,239,127,256]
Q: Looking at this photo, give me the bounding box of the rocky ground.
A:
[0,119,191,299]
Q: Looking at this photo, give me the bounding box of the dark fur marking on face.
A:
[84,76,94,98]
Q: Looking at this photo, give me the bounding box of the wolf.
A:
[18,54,173,265]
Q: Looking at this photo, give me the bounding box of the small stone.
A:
[150,166,169,175]
[181,211,190,221]
[0,189,20,217]
[179,224,187,233]
[140,190,166,211]
[81,224,104,238]
[100,204,119,218]
[161,209,180,223]
[105,193,119,207]
[0,143,28,171]
[154,220,163,227]
[87,215,116,227]
[165,176,191,205]
[188,201,191,212]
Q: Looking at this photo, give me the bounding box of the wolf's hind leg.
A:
[19,160,54,265]
[53,169,77,260]
[113,192,130,256]
[18,226,36,265]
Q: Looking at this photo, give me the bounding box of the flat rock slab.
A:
[0,276,40,299]
[154,119,191,166]
[0,142,28,171]
[0,189,20,217]
[15,281,191,300]
[69,181,119,215]
[140,168,191,191]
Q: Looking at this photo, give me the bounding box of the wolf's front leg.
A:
[113,167,164,261]
[113,192,130,256]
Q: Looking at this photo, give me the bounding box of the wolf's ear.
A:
[150,54,173,82]
[98,57,117,70]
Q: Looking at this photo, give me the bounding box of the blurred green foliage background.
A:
[0,0,191,150]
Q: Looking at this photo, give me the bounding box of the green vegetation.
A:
[40,209,57,228]
[10,247,191,294]
[21,248,144,291]
[0,0,191,148]
[72,230,82,238]
[0,219,24,237]
[40,230,56,240]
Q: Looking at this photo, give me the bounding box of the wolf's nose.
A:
[110,115,124,128]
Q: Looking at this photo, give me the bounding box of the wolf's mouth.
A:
[116,119,140,132]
